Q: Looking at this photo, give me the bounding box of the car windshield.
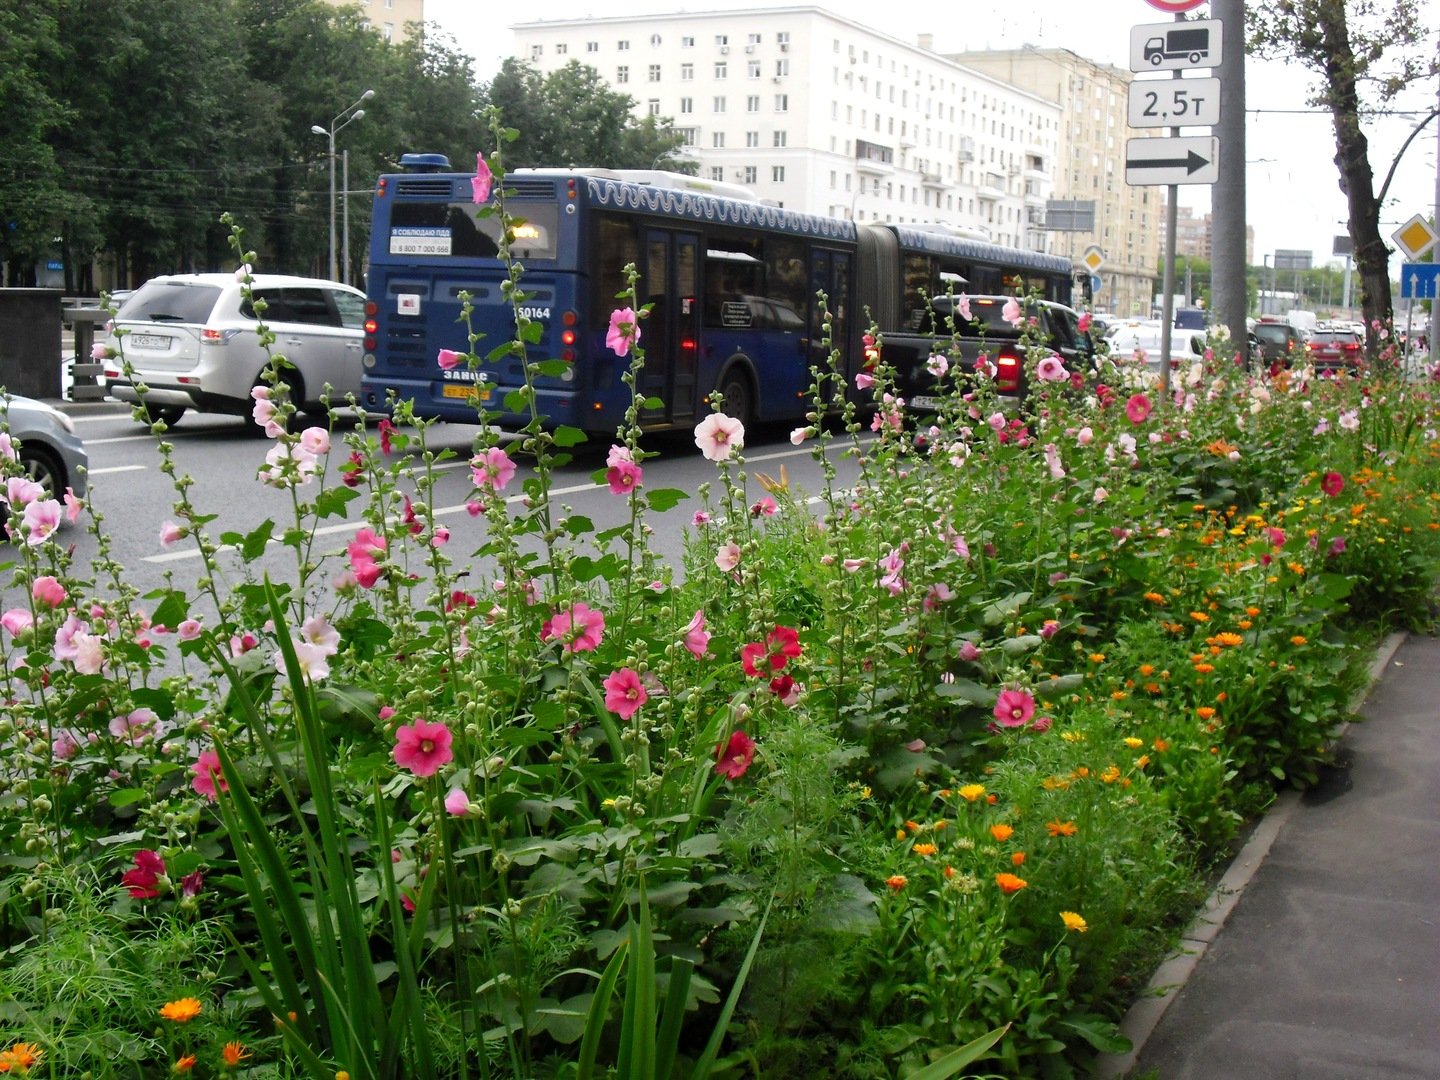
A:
[116,281,223,324]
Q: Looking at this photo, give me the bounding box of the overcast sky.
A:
[424,0,1440,271]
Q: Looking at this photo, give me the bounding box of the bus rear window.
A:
[387,202,559,260]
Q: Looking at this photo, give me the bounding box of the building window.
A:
[713,96,726,113]
[746,130,760,147]
[648,64,661,81]
[681,63,693,80]
[775,94,789,112]
[650,33,662,46]
[530,44,542,60]
[679,127,698,145]
[710,166,725,180]
[748,60,761,78]
[618,40,630,51]
[773,130,787,147]
[713,132,726,148]
[382,22,393,40]
[715,34,729,46]
[647,99,661,116]
[747,95,760,112]
[775,59,789,77]
[555,43,567,55]
[715,61,727,79]
[741,166,758,184]
[679,97,693,113]
[681,35,694,47]
[772,165,786,182]
[587,41,598,53]
[778,31,791,46]
[747,32,762,45]
[616,66,629,83]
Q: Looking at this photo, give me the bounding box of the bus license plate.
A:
[442,384,491,402]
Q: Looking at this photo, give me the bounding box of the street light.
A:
[311,89,374,283]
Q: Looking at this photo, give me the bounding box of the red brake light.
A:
[365,300,378,316]
[200,328,226,345]
[562,309,578,326]
[364,318,378,334]
[996,354,1021,392]
[561,329,576,346]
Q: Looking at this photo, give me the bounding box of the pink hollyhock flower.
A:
[541,601,606,653]
[437,348,463,370]
[230,630,259,656]
[63,487,82,522]
[1030,715,1054,733]
[1,609,33,636]
[471,446,516,491]
[91,340,111,361]
[1035,355,1068,382]
[1328,536,1347,557]
[471,152,493,203]
[109,709,157,745]
[715,730,756,780]
[122,849,167,898]
[300,614,341,655]
[159,520,184,547]
[607,307,641,357]
[191,748,226,801]
[31,576,66,608]
[1001,297,1023,327]
[926,352,949,379]
[993,688,1036,729]
[300,427,330,456]
[1321,470,1345,497]
[841,557,867,573]
[431,525,450,547]
[378,418,397,454]
[1076,426,1094,446]
[21,499,62,545]
[923,583,954,611]
[1077,311,1093,333]
[683,610,711,658]
[952,534,971,560]
[694,412,745,461]
[1040,619,1060,640]
[790,426,810,445]
[74,631,107,674]
[715,542,741,572]
[603,667,649,719]
[177,619,203,641]
[393,719,454,777]
[956,293,973,322]
[52,730,80,760]
[1125,393,1153,424]
[691,510,712,526]
[444,787,472,816]
[606,459,643,495]
[1044,443,1066,481]
[740,625,802,677]
[855,371,875,390]
[750,496,777,517]
[281,640,333,683]
[6,476,42,507]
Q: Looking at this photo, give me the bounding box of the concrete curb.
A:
[1091,630,1409,1079]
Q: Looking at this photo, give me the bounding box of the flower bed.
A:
[2,180,1438,1079]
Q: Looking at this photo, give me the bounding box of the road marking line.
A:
[90,465,147,476]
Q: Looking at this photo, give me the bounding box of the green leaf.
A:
[553,425,589,448]
[314,486,360,520]
[148,591,189,631]
[107,788,147,808]
[645,487,690,512]
[934,678,993,704]
[240,519,276,560]
[904,1025,1010,1080]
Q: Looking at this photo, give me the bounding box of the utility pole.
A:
[1210,0,1247,360]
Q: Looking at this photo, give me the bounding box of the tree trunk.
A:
[1315,2,1392,359]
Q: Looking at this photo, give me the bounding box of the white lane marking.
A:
[84,434,162,446]
[89,464,147,476]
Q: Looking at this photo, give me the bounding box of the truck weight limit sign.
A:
[1127,78,1220,127]
[1129,19,1223,72]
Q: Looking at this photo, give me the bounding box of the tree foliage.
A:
[1248,0,1438,351]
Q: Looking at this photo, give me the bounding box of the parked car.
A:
[103,274,366,426]
[1106,326,1208,372]
[1,395,89,526]
[1307,327,1364,373]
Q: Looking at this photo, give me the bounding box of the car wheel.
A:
[18,445,66,499]
[716,366,756,430]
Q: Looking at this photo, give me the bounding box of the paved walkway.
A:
[1099,633,1440,1078]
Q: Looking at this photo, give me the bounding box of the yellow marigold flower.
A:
[1072,766,1090,778]
[990,823,1014,842]
[1287,562,1306,575]
[1291,635,1308,646]
[994,872,1029,894]
[1041,776,1069,790]
[159,998,203,1023]
[957,784,986,802]
[1060,731,1086,743]
[1196,706,1216,720]
[1123,736,1143,749]
[885,874,908,892]
[174,1055,198,1073]
[0,1043,43,1071]
[1046,819,1079,837]
[1136,754,1151,769]
[1100,765,1122,783]
[1189,611,1210,623]
[1060,910,1089,933]
[222,1042,252,1067]
[912,842,939,857]
[859,786,872,799]
[895,829,907,840]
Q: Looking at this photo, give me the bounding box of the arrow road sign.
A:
[1400,262,1440,300]
[1124,136,1220,186]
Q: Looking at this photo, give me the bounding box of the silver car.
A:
[103,273,366,426]
[1,395,89,520]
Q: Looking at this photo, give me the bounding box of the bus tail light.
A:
[996,353,1022,393]
[365,301,378,317]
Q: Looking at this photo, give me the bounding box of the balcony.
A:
[855,138,895,176]
[921,172,947,190]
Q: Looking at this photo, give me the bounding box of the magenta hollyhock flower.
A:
[606,459,643,494]
[1125,393,1153,424]
[437,348,463,370]
[715,730,757,779]
[191,748,226,802]
[378,418,397,454]
[683,610,711,658]
[1077,311,1093,333]
[122,849,167,898]
[1321,470,1345,497]
[471,152,493,203]
[1267,527,1286,549]
[470,446,516,491]
[603,667,649,719]
[31,576,66,608]
[993,688,1036,728]
[542,602,606,653]
[1328,536,1347,557]
[393,719,454,777]
[740,625,803,677]
[694,412,745,461]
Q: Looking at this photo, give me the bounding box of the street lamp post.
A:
[311,89,374,283]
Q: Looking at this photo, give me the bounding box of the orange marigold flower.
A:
[1138,663,1156,676]
[1193,662,1215,674]
[1143,591,1167,604]
[1291,635,1308,646]
[1011,851,1027,866]
[990,823,1014,842]
[912,842,939,857]
[1196,706,1216,720]
[159,998,203,1023]
[221,1042,251,1067]
[904,820,921,833]
[1189,611,1210,623]
[1153,737,1170,752]
[0,1044,43,1071]
[943,865,956,879]
[1214,632,1244,647]
[885,874,908,892]
[1100,765,1121,783]
[1238,619,1253,630]
[1245,606,1261,617]
[994,872,1029,894]
[986,794,998,804]
[1136,754,1151,768]
[1072,766,1090,778]
[1046,819,1079,837]
[1089,652,1106,663]
[173,1055,198,1073]
[1060,910,1089,933]
[957,784,986,802]
[1144,682,1162,694]
[1110,690,1128,701]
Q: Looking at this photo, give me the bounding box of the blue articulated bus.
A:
[359,156,1080,435]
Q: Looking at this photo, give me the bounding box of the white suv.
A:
[104,274,366,426]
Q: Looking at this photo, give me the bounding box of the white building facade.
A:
[511,7,1062,252]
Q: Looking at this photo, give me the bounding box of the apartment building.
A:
[511,7,1062,252]
[943,47,1161,316]
[320,0,425,45]
[1174,204,1254,265]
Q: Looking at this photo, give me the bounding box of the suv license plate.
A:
[130,334,170,349]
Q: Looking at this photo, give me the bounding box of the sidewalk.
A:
[1100,633,1440,1078]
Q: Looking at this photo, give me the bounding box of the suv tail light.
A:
[200,328,230,345]
[996,353,1021,393]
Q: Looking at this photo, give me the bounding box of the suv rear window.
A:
[1253,324,1293,344]
[115,281,224,324]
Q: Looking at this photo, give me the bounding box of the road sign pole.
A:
[1159,14,1185,402]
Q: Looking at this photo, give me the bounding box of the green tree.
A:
[1249,0,1437,354]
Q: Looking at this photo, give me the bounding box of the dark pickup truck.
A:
[880,294,1098,410]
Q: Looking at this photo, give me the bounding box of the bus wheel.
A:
[716,367,755,429]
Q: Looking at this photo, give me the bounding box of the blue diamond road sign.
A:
[1400,262,1440,300]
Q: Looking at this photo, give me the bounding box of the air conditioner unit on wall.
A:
[719,45,729,54]
[746,44,755,53]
